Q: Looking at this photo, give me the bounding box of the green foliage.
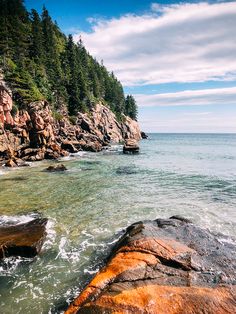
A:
[11,103,18,117]
[0,0,138,120]
[68,115,77,125]
[52,111,64,121]
[125,95,138,120]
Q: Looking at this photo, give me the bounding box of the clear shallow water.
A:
[0,133,236,313]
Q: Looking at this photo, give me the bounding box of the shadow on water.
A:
[116,165,139,175]
[1,176,28,182]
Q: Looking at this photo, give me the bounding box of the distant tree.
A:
[125,95,138,120]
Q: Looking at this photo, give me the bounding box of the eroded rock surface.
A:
[123,138,139,154]
[0,218,47,258]
[65,217,236,314]
[0,81,141,164]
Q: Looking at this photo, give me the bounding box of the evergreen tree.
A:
[65,35,82,114]
[125,95,138,120]
[0,0,138,119]
[30,9,44,63]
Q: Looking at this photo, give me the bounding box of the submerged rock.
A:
[45,164,67,172]
[123,139,139,154]
[0,218,47,259]
[116,165,138,175]
[65,216,236,314]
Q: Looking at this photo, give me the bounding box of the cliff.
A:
[0,84,141,166]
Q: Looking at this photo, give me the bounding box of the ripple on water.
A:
[0,134,236,313]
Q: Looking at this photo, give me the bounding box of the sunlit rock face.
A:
[75,103,141,151]
[65,216,236,314]
[0,82,141,165]
[0,85,14,126]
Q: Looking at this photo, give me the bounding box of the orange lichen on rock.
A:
[77,285,236,314]
[65,217,236,314]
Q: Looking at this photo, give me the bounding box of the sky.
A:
[25,0,236,133]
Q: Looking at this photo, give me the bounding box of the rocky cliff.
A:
[0,83,141,166]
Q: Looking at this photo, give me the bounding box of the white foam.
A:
[42,218,57,251]
[0,214,37,226]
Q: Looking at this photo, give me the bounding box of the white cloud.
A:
[74,1,236,86]
[134,87,236,107]
[139,115,236,133]
[151,3,162,12]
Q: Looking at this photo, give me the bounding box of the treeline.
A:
[0,0,138,120]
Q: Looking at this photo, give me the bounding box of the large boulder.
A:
[0,218,47,259]
[122,115,141,141]
[65,216,236,314]
[123,138,139,154]
[141,131,148,139]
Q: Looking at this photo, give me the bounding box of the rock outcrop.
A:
[45,164,67,172]
[0,218,47,259]
[141,131,148,139]
[123,138,140,154]
[65,216,236,314]
[0,82,141,165]
[0,85,14,127]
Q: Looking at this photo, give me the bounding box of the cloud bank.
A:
[135,87,236,107]
[74,1,236,86]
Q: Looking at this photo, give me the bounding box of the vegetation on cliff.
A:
[0,0,138,120]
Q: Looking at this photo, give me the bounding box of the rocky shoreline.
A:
[1,215,235,313]
[0,82,141,167]
[65,216,236,314]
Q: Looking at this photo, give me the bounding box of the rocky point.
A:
[65,216,236,314]
[0,81,141,167]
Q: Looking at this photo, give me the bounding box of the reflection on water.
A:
[0,133,236,313]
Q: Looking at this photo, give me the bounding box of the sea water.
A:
[0,133,236,313]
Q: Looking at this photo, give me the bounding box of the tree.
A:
[30,9,44,63]
[125,95,138,120]
[0,1,138,118]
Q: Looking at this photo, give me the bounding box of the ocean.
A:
[0,133,236,313]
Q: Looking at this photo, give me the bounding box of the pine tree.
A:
[65,35,81,114]
[125,95,138,120]
[0,1,138,119]
[30,9,44,63]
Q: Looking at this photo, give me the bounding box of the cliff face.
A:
[0,85,141,165]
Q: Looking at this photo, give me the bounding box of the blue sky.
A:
[25,0,236,133]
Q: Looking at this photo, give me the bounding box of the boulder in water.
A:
[141,131,148,139]
[45,164,67,172]
[123,139,139,154]
[65,216,236,314]
[0,218,47,259]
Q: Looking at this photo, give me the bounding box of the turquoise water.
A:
[0,133,236,313]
